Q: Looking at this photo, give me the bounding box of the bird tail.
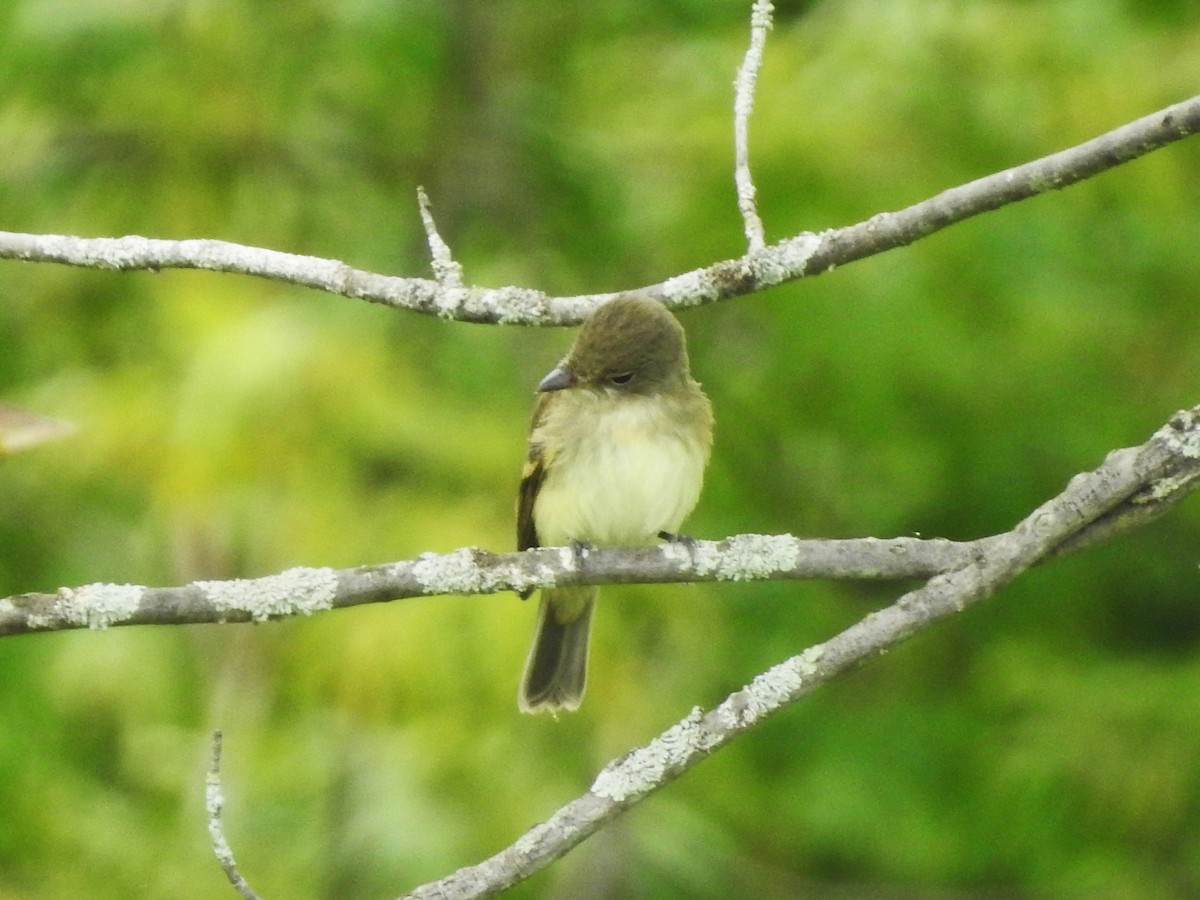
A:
[519,586,595,714]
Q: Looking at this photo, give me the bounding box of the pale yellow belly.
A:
[533,397,707,547]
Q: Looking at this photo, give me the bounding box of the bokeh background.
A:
[3,1,1200,897]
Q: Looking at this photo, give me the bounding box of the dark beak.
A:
[537,364,578,393]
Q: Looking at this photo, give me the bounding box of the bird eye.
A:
[608,372,634,386]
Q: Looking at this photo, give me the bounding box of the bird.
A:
[516,296,713,713]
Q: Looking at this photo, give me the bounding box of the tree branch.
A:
[733,0,773,252]
[0,403,75,456]
[5,406,1199,641]
[206,731,263,900]
[416,186,465,290]
[194,408,1200,900]
[396,406,1200,900]
[800,97,1200,277]
[1,95,1196,325]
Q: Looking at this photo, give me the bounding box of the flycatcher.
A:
[517,296,713,713]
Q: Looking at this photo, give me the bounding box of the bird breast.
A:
[533,389,710,547]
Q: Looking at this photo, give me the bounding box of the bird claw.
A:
[657,531,697,549]
[569,539,594,568]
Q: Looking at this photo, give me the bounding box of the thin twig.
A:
[0,403,75,455]
[206,731,264,900]
[416,186,464,289]
[1,95,1196,324]
[733,0,773,252]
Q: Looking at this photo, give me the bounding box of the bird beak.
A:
[537,364,578,393]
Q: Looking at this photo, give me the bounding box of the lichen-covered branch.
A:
[416,186,465,290]
[5,407,1199,642]
[2,95,1197,326]
[0,535,964,637]
[800,97,1200,277]
[397,406,1200,900]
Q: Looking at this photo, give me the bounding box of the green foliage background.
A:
[3,1,1200,897]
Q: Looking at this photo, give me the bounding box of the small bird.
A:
[517,296,713,713]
